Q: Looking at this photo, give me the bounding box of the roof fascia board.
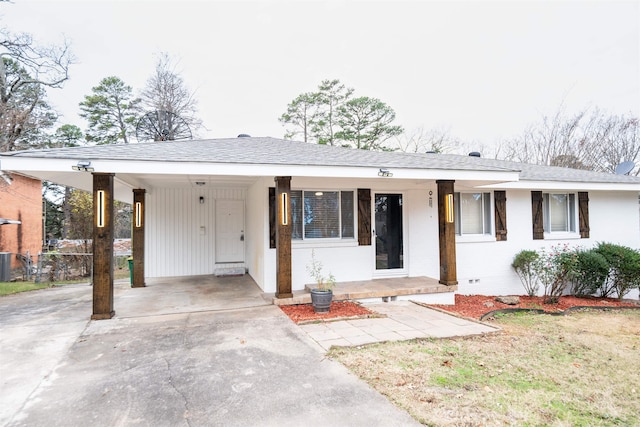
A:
[1,157,520,183]
[479,180,640,191]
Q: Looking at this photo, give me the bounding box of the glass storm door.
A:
[374,193,404,271]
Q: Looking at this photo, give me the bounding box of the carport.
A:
[114,275,271,318]
[0,137,518,320]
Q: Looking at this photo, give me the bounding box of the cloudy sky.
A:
[3,0,639,150]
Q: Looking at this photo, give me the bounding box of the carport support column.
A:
[92,173,115,320]
[275,176,292,298]
[436,180,458,286]
[132,189,146,288]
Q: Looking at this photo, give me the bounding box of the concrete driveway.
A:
[0,278,420,426]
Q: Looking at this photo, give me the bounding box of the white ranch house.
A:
[1,136,638,318]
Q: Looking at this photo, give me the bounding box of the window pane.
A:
[549,194,568,232]
[483,193,491,234]
[291,191,302,239]
[341,191,354,238]
[304,191,339,238]
[568,193,576,232]
[461,193,483,234]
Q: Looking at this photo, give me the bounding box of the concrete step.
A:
[269,276,457,306]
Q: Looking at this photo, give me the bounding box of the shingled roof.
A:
[2,136,639,185]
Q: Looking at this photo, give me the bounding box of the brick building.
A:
[0,172,42,269]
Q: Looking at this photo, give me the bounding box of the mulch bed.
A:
[280,295,640,324]
[280,301,377,324]
[429,294,640,320]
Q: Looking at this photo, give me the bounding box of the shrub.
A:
[512,250,540,296]
[594,243,640,299]
[534,245,579,304]
[571,249,609,297]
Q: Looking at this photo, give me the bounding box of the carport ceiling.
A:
[117,173,260,189]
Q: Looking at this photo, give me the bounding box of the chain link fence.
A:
[13,239,132,283]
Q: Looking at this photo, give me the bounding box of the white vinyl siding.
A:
[146,187,246,277]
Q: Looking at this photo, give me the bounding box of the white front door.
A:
[215,200,245,263]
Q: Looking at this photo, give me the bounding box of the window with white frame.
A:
[454,192,492,235]
[543,193,576,233]
[291,190,355,240]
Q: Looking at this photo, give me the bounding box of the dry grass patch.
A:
[329,310,640,426]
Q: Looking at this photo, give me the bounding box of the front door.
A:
[215,200,245,263]
[374,193,404,272]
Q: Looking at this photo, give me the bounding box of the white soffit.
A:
[1,157,520,184]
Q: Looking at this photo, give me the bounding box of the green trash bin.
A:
[127,257,133,285]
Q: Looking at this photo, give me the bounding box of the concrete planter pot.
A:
[310,289,333,313]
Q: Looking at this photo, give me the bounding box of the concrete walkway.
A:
[0,277,498,427]
[299,300,498,351]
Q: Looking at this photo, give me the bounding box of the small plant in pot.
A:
[307,250,336,313]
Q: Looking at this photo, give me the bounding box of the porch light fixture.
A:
[199,196,205,204]
[134,202,143,228]
[378,168,393,177]
[445,193,454,223]
[72,160,94,172]
[96,190,106,227]
[280,192,288,225]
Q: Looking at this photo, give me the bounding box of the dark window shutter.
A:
[531,191,544,240]
[578,192,589,238]
[357,189,371,246]
[269,187,276,248]
[494,190,507,241]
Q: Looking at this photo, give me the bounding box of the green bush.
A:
[594,243,640,299]
[534,245,579,304]
[512,250,540,296]
[571,249,609,297]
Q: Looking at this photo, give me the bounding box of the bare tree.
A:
[140,52,202,136]
[394,126,455,153]
[501,107,639,175]
[0,29,72,151]
[580,112,639,175]
[501,108,587,167]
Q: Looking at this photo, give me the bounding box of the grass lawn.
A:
[329,310,640,426]
[0,269,129,296]
[0,281,53,295]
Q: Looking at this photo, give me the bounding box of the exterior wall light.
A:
[445,193,454,223]
[96,190,106,227]
[378,168,393,177]
[199,196,205,204]
[135,202,143,227]
[280,192,288,225]
[72,160,94,172]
